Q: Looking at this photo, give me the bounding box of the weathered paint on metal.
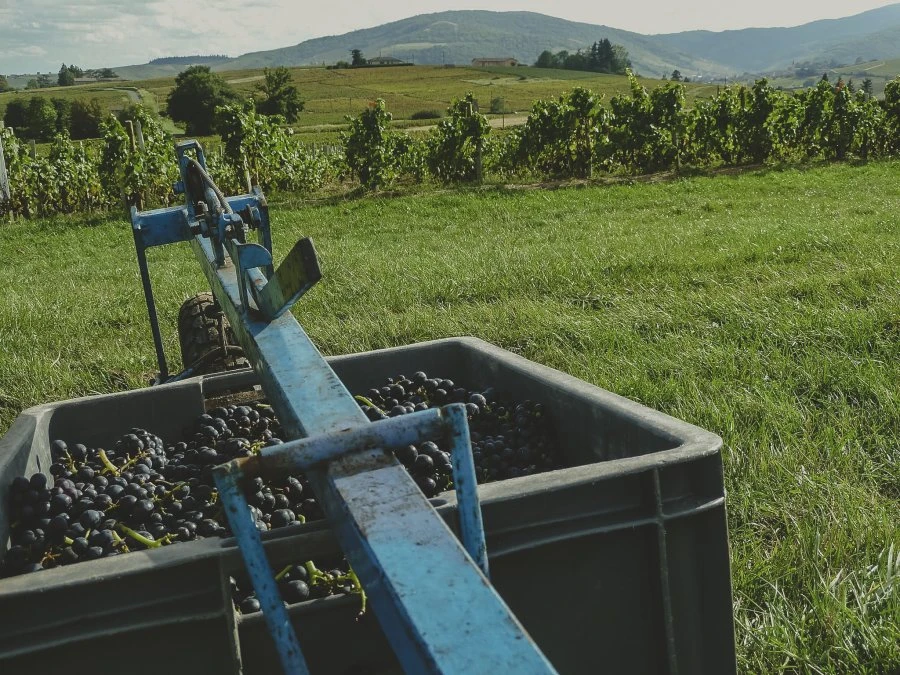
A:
[445,404,490,577]
[130,140,557,675]
[214,464,310,675]
[255,406,446,474]
[246,403,488,573]
[192,232,556,673]
[253,237,322,320]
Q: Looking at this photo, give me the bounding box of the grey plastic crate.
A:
[0,337,734,674]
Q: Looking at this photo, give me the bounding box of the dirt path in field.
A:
[227,75,265,84]
[102,87,142,104]
[404,114,529,133]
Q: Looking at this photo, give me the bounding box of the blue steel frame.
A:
[130,142,557,675]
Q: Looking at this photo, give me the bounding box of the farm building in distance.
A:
[472,57,518,67]
[367,56,409,66]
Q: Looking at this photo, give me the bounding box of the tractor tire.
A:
[177,292,249,376]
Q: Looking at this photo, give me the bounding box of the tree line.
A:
[3,96,106,140]
[535,39,631,75]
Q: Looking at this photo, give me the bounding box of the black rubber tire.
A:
[177,292,249,375]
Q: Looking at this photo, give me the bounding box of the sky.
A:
[0,0,897,74]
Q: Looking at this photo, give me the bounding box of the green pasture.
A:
[0,161,897,673]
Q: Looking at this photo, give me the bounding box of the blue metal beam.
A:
[193,232,557,674]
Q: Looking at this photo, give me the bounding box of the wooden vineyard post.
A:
[125,120,137,151]
[125,120,144,210]
[135,120,145,151]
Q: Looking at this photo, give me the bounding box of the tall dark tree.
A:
[862,78,874,97]
[534,50,556,69]
[0,75,12,93]
[166,65,239,135]
[27,97,58,140]
[350,49,366,67]
[589,39,616,73]
[58,63,75,87]
[70,98,105,139]
[2,99,28,131]
[255,66,304,122]
[51,98,72,133]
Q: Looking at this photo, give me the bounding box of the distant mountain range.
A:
[107,6,900,81]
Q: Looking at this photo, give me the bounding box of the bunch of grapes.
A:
[232,558,365,616]
[1,372,560,578]
[357,371,560,496]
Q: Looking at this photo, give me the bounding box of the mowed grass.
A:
[0,161,898,672]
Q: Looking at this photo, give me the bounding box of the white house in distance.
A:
[472,57,518,67]
[367,56,408,66]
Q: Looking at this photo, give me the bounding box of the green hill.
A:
[655,4,900,72]
[223,11,720,78]
[88,6,900,84]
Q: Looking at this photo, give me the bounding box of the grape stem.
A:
[354,395,386,415]
[347,568,367,617]
[97,449,119,476]
[116,523,162,548]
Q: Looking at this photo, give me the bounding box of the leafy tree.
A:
[534,50,556,69]
[51,98,72,134]
[612,45,632,74]
[534,42,629,75]
[490,96,506,114]
[58,63,75,87]
[70,98,105,139]
[564,51,588,71]
[862,78,874,97]
[255,67,304,123]
[589,39,616,73]
[27,97,59,140]
[166,65,239,135]
[350,49,366,67]
[0,75,11,93]
[3,99,28,131]
[98,68,117,79]
[671,69,683,82]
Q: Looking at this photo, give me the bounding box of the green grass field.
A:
[0,161,898,672]
[128,64,717,128]
[2,64,714,146]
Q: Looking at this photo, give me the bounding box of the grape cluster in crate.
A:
[1,371,560,578]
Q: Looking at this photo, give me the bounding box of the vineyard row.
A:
[2,73,900,218]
